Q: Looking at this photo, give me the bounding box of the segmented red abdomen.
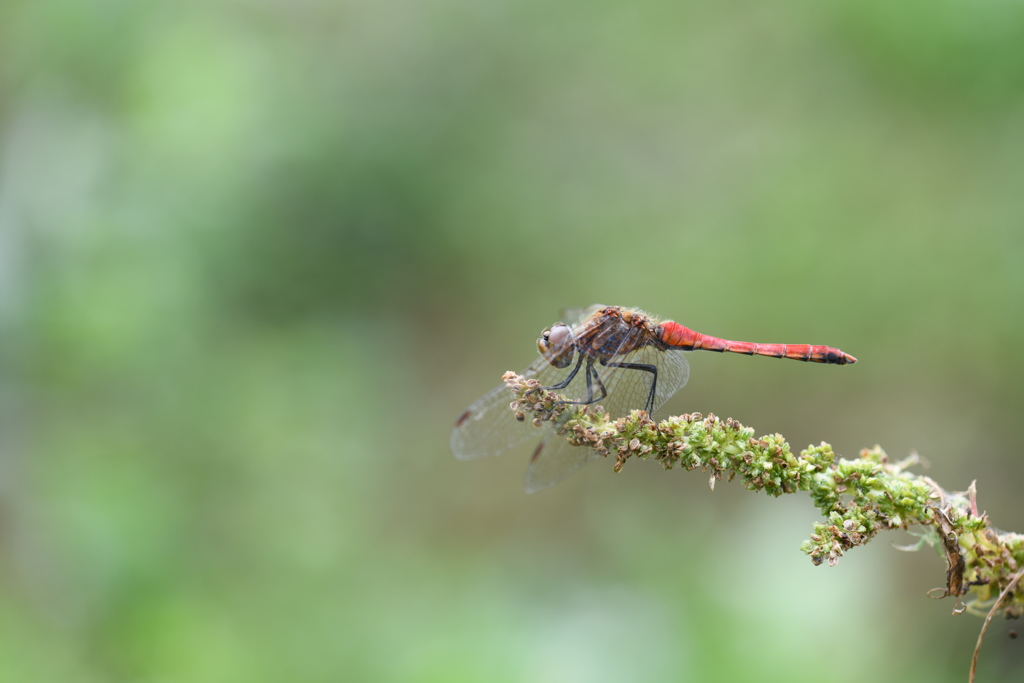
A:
[657,321,857,365]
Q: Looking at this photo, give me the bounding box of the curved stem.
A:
[502,370,1024,620]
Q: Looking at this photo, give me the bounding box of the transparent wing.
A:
[452,327,689,461]
[524,432,602,494]
[523,346,689,492]
[452,309,602,462]
[450,366,545,461]
[592,345,690,420]
[451,353,596,461]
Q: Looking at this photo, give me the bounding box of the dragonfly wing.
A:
[524,430,602,493]
[590,345,690,420]
[522,347,688,491]
[451,354,588,460]
[451,382,542,460]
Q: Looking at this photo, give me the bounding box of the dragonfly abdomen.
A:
[657,321,857,365]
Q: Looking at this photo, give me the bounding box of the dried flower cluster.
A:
[502,371,1024,619]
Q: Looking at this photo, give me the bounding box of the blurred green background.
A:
[2,0,1024,681]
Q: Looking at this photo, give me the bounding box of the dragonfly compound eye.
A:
[537,323,574,368]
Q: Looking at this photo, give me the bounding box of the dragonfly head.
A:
[538,323,575,368]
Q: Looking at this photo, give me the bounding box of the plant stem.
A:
[504,370,1024,619]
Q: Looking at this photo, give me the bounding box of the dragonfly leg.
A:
[528,352,585,395]
[550,358,609,409]
[587,363,609,405]
[602,360,658,414]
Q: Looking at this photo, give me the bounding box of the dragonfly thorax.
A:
[537,323,575,368]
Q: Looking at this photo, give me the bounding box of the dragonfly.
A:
[451,305,856,493]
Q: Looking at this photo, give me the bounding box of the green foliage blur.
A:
[3,1,1024,681]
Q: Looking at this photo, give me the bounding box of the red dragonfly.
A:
[451,305,856,493]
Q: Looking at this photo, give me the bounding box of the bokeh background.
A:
[3,1,1024,681]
